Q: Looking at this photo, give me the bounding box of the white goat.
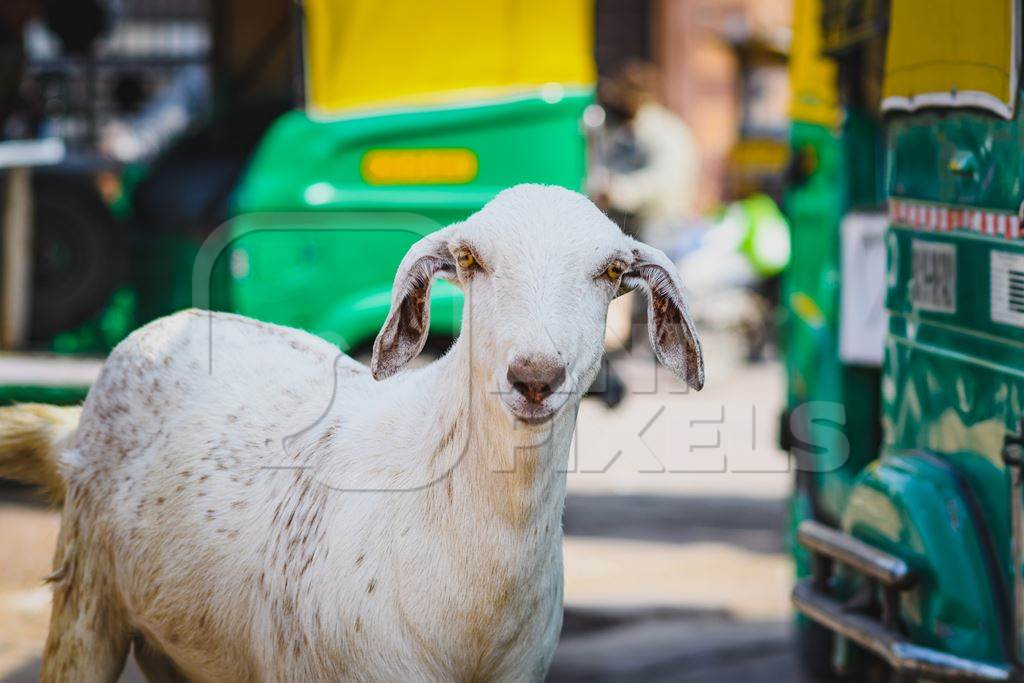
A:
[0,184,703,682]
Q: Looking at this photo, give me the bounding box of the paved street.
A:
[0,344,804,682]
[550,346,803,681]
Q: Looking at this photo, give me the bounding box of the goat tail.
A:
[0,403,80,505]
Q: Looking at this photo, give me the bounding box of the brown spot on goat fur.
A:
[395,599,443,678]
[298,551,315,577]
[354,616,362,633]
[498,493,536,532]
[495,578,515,611]
[459,575,526,681]
[429,413,462,465]
[517,450,539,482]
[367,579,376,594]
[355,553,364,567]
[318,420,342,448]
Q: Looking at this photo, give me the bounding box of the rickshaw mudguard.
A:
[839,450,1012,666]
[213,212,467,352]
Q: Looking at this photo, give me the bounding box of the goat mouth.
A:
[500,391,569,426]
[512,408,557,425]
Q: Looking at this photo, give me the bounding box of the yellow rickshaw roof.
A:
[883,0,1019,119]
[788,0,841,128]
[304,0,595,119]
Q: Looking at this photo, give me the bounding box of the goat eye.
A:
[605,261,625,281]
[456,251,476,270]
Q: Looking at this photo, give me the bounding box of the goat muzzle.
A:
[506,356,566,405]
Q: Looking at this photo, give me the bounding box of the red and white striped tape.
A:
[889,198,1022,239]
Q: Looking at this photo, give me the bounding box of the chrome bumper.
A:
[793,520,1015,682]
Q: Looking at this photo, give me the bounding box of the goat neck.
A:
[418,335,577,535]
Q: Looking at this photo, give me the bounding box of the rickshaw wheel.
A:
[30,174,128,342]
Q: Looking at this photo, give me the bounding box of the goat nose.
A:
[506,356,566,404]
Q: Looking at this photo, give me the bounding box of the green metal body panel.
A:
[221,213,464,351]
[0,385,90,406]
[837,106,1024,668]
[782,120,845,582]
[226,93,590,350]
[783,112,886,531]
[782,120,844,421]
[782,111,887,656]
[889,110,1024,213]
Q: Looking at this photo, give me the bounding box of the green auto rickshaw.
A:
[218,0,594,351]
[2,0,595,404]
[785,0,1024,680]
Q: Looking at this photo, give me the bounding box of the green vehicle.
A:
[785,0,1024,680]
[3,0,594,403]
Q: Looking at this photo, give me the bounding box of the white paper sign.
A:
[839,212,889,366]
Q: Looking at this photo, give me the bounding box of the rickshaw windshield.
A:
[303,0,595,119]
[882,0,1019,118]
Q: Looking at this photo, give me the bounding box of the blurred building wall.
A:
[595,0,653,75]
[652,0,791,211]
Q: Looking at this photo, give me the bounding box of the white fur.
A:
[41,185,702,682]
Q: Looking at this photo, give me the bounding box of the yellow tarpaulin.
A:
[883,0,1019,118]
[788,0,841,128]
[304,0,595,118]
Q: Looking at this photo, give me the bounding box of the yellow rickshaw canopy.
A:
[883,0,1019,119]
[788,0,841,128]
[304,0,595,118]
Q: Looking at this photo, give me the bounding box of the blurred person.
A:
[591,60,700,250]
[590,61,699,366]
[674,194,789,362]
[100,65,210,163]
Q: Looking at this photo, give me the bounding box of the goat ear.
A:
[371,229,456,380]
[621,239,704,390]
